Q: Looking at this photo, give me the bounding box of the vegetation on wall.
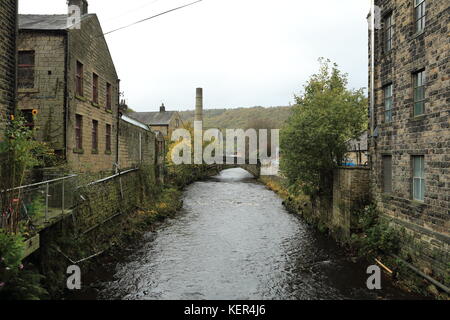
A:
[0,113,57,300]
[0,113,56,233]
[280,58,367,196]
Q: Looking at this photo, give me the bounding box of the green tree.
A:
[280,59,367,195]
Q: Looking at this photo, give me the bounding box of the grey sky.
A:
[19,0,371,112]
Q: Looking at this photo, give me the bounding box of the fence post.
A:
[45,182,49,222]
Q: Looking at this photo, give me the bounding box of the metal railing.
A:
[3,174,78,227]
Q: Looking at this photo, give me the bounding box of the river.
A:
[72,168,420,300]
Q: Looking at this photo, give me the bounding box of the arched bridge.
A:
[218,155,261,178]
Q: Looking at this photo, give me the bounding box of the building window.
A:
[414,0,426,34]
[92,120,98,152]
[382,155,392,193]
[92,73,99,104]
[413,70,425,116]
[412,155,425,201]
[18,51,35,89]
[75,114,83,150]
[384,13,393,52]
[105,124,111,153]
[76,61,84,96]
[106,83,112,111]
[21,110,35,130]
[384,84,393,122]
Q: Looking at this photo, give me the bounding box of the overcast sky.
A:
[19,0,371,112]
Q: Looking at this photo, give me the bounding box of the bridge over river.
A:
[69,168,419,300]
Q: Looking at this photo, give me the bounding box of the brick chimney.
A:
[195,88,203,122]
[68,0,88,15]
[160,103,166,112]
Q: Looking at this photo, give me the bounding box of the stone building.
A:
[17,0,120,172]
[118,115,156,170]
[0,0,18,136]
[370,0,449,287]
[128,103,184,138]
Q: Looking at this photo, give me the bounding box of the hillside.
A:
[179,106,292,129]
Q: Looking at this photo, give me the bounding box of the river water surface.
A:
[77,168,420,300]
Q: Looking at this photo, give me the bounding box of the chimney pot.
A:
[160,103,166,113]
[68,0,88,15]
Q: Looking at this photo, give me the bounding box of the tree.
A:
[280,58,367,196]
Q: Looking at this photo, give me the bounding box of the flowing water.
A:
[74,168,420,300]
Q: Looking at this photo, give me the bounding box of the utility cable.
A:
[102,0,203,37]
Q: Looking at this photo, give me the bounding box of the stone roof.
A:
[19,14,95,30]
[121,115,150,131]
[128,111,177,126]
[347,131,368,152]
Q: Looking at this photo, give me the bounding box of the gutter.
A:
[64,30,69,161]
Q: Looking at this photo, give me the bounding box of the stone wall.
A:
[371,0,449,286]
[17,31,66,151]
[118,118,156,170]
[332,167,370,239]
[66,14,119,172]
[0,0,17,136]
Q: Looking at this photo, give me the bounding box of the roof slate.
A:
[19,14,95,30]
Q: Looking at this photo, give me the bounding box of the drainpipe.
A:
[116,78,121,166]
[13,0,18,117]
[369,0,375,152]
[64,30,70,162]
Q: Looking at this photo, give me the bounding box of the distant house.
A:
[345,131,368,166]
[17,0,120,172]
[128,103,183,138]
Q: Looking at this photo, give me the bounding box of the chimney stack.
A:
[160,103,166,113]
[68,0,88,15]
[195,88,203,122]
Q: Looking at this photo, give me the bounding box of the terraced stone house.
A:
[370,0,449,287]
[128,103,184,139]
[17,0,120,172]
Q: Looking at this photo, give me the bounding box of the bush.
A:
[351,204,400,258]
[0,230,48,300]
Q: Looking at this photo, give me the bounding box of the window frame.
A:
[412,155,425,201]
[413,70,425,116]
[384,83,393,122]
[92,73,99,104]
[106,82,112,111]
[414,0,426,34]
[18,50,35,89]
[384,13,393,52]
[76,61,84,97]
[105,124,112,153]
[382,155,393,194]
[75,114,83,150]
[92,120,98,152]
[21,109,35,130]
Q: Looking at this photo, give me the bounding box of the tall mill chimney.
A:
[195,88,203,122]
